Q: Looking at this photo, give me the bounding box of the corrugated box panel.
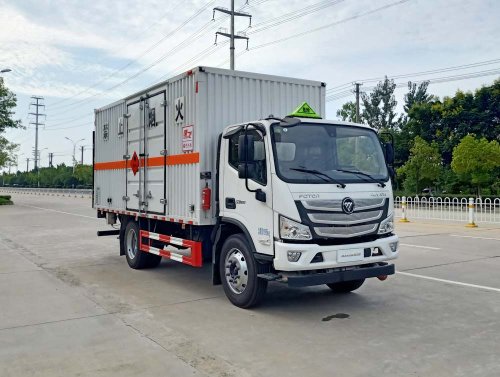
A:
[94,101,126,209]
[166,74,199,221]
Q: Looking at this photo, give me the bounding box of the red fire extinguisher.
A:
[202,182,211,211]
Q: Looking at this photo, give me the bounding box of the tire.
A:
[327,279,365,293]
[219,234,268,308]
[124,221,162,269]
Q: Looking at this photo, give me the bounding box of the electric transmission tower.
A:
[213,1,252,70]
[29,96,46,171]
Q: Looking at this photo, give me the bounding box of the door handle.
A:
[225,197,236,209]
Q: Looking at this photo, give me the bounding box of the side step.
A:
[257,273,281,281]
[139,230,202,267]
[97,230,120,237]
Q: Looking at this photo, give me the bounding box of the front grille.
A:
[308,209,383,225]
[303,198,385,212]
[314,223,378,238]
[298,197,388,240]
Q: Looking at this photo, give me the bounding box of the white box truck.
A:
[94,67,399,308]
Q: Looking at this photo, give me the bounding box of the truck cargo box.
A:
[94,66,326,225]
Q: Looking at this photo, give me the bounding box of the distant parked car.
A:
[422,188,434,196]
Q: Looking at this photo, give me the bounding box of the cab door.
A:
[221,126,274,255]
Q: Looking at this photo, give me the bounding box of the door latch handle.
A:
[225,197,236,209]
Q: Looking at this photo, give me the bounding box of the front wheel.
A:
[124,221,162,269]
[326,279,365,293]
[219,234,268,308]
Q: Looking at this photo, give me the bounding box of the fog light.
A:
[389,241,398,253]
[287,251,302,262]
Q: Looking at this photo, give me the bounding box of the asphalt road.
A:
[1,193,499,377]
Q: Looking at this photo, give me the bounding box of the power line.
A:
[326,58,500,94]
[247,0,411,52]
[325,68,500,102]
[45,7,230,115]
[47,0,217,109]
[43,1,270,117]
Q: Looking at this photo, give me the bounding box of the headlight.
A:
[378,214,394,234]
[279,216,312,240]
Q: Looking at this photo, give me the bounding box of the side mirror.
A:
[388,166,395,180]
[238,133,256,179]
[384,143,395,165]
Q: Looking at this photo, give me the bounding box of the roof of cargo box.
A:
[94,66,325,112]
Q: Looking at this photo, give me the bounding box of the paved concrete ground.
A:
[1,193,499,377]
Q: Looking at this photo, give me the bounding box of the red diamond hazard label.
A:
[131,151,139,176]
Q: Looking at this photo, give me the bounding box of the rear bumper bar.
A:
[286,262,395,287]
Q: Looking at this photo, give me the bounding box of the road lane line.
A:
[400,243,441,250]
[18,204,96,220]
[397,271,500,293]
[450,234,500,241]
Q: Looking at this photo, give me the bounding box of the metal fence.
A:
[394,196,500,224]
[0,187,92,198]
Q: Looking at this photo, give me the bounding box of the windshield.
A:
[271,123,388,184]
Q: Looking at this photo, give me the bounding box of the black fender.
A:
[212,217,273,285]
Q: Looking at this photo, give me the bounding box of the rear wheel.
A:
[220,234,268,308]
[124,221,161,269]
[326,279,365,293]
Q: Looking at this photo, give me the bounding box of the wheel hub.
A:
[126,228,138,259]
[225,248,249,294]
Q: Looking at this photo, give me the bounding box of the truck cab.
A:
[214,116,399,307]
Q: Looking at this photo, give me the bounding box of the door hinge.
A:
[123,154,130,160]
[123,113,131,118]
[122,196,130,201]
[160,198,167,205]
[160,149,168,156]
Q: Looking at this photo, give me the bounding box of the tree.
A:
[336,101,357,122]
[0,135,17,169]
[0,77,21,169]
[74,164,92,186]
[403,81,432,113]
[361,77,402,130]
[451,135,500,196]
[397,136,441,195]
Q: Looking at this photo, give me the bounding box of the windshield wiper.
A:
[290,168,346,188]
[334,169,386,188]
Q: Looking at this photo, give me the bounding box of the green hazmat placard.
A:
[288,102,321,119]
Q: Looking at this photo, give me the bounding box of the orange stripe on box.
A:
[94,152,199,171]
[94,160,127,170]
[167,152,199,165]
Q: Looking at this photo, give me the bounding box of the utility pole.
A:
[213,1,252,70]
[354,83,362,123]
[80,145,84,164]
[49,153,53,168]
[26,158,30,172]
[29,96,45,171]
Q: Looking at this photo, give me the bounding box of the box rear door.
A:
[126,100,142,212]
[143,90,166,214]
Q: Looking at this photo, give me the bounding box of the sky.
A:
[1,0,499,173]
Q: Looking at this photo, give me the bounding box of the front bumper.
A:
[286,262,395,287]
[274,234,399,271]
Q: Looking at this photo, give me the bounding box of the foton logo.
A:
[298,194,320,199]
[342,197,355,214]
